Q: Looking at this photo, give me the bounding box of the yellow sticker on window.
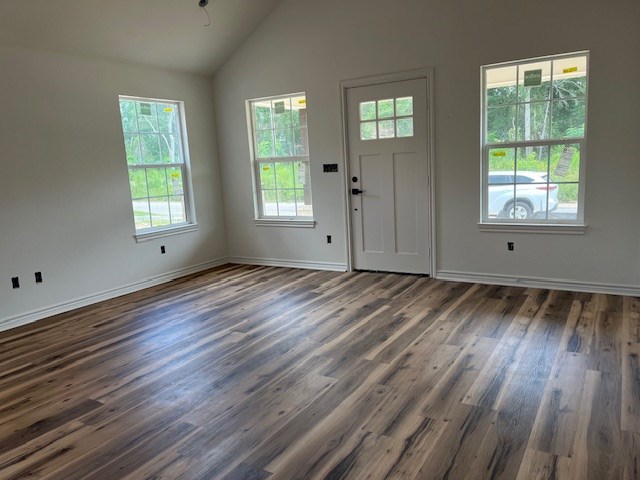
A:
[164,107,173,113]
[298,99,306,105]
[262,166,270,171]
[562,66,578,74]
[492,151,507,157]
[170,172,181,179]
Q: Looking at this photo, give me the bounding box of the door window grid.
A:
[482,52,588,224]
[249,94,313,219]
[360,97,414,140]
[119,97,192,231]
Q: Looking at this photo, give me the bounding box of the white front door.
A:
[347,77,431,274]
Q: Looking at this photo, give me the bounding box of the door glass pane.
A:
[396,118,414,137]
[360,101,376,121]
[361,121,377,140]
[377,99,394,119]
[378,120,395,139]
[396,97,413,116]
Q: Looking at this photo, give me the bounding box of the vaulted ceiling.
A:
[0,0,283,75]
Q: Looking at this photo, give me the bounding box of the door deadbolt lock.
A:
[351,188,364,195]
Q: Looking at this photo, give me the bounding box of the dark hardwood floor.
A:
[0,264,638,479]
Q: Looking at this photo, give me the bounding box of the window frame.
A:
[480,51,589,232]
[246,92,315,227]
[118,95,197,242]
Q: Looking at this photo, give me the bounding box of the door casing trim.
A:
[338,68,436,275]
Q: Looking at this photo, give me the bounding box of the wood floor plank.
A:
[0,265,636,479]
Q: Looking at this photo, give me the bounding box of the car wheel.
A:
[507,201,533,219]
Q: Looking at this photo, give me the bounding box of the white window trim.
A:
[246,92,315,227]
[119,95,197,238]
[479,51,589,231]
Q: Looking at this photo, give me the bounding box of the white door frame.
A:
[338,68,436,275]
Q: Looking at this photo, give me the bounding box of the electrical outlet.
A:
[507,242,514,251]
[35,272,43,283]
[11,277,20,289]
[161,245,166,254]
[327,235,332,244]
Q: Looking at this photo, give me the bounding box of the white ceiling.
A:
[0,0,283,76]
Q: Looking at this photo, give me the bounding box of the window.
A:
[247,93,313,223]
[481,52,588,227]
[360,96,414,140]
[118,96,196,239]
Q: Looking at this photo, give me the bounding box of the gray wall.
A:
[213,0,640,288]
[0,47,227,324]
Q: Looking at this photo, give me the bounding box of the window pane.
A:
[124,134,142,165]
[120,100,138,132]
[553,56,587,100]
[293,128,309,156]
[275,162,294,189]
[169,196,186,224]
[254,102,273,130]
[296,189,313,217]
[516,146,549,181]
[133,201,152,230]
[167,167,184,195]
[517,101,550,141]
[136,101,158,133]
[291,96,307,127]
[128,168,148,199]
[274,129,293,157]
[486,66,517,106]
[378,120,395,139]
[256,130,274,158]
[550,144,580,183]
[552,184,579,220]
[156,104,179,133]
[396,118,414,137]
[294,161,309,188]
[273,99,292,129]
[140,134,161,164]
[518,61,552,102]
[361,121,377,140]
[360,101,376,121]
[488,148,515,178]
[551,99,586,139]
[277,190,296,216]
[159,134,181,164]
[259,163,276,190]
[377,99,394,119]
[396,97,413,116]
[261,190,278,216]
[150,198,171,227]
[147,168,168,197]
[486,105,516,143]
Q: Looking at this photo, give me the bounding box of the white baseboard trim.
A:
[436,270,640,297]
[0,257,229,333]
[228,256,348,272]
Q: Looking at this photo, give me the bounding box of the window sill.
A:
[254,219,316,228]
[478,223,587,235]
[134,223,199,243]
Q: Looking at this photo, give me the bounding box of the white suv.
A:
[488,171,559,219]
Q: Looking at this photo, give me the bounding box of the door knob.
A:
[351,188,364,195]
